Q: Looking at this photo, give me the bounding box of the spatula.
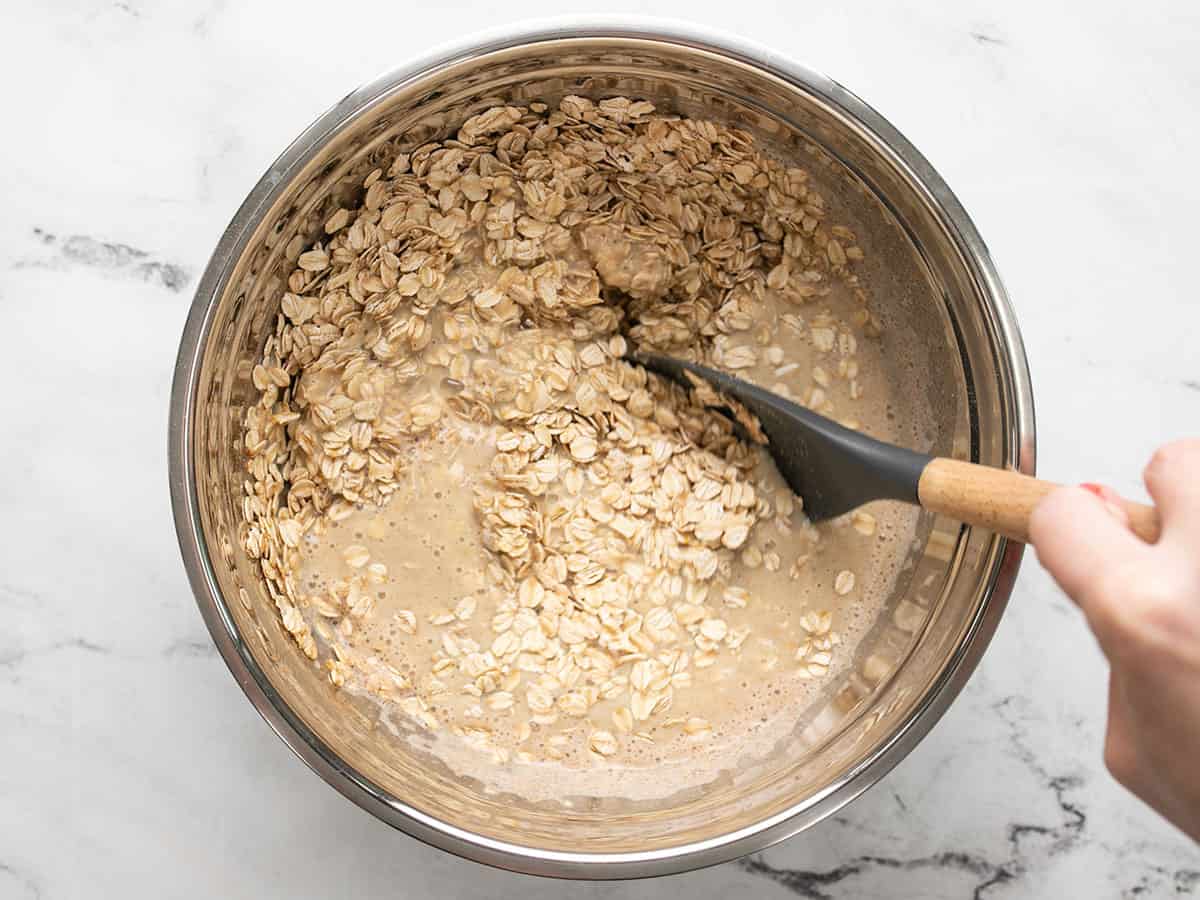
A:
[629,350,1160,544]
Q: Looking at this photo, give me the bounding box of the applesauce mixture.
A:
[241,97,919,793]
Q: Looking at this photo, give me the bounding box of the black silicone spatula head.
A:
[628,350,933,521]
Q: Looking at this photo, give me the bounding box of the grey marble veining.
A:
[2,1,1198,897]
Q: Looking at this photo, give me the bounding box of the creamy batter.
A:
[241,96,921,801]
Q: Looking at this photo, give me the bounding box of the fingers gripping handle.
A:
[917,458,1161,544]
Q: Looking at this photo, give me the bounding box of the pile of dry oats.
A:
[240,96,877,761]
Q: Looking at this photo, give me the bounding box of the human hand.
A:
[1029,439,1200,842]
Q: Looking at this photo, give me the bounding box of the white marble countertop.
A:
[3,1,1199,897]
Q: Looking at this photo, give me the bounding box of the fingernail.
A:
[1079,483,1129,526]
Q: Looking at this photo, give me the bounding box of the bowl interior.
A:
[179,33,1023,870]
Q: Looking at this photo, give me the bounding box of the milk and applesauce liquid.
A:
[248,98,922,801]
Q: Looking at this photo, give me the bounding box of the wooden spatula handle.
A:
[917,458,1161,544]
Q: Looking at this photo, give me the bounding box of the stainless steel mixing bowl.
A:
[169,20,1034,878]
